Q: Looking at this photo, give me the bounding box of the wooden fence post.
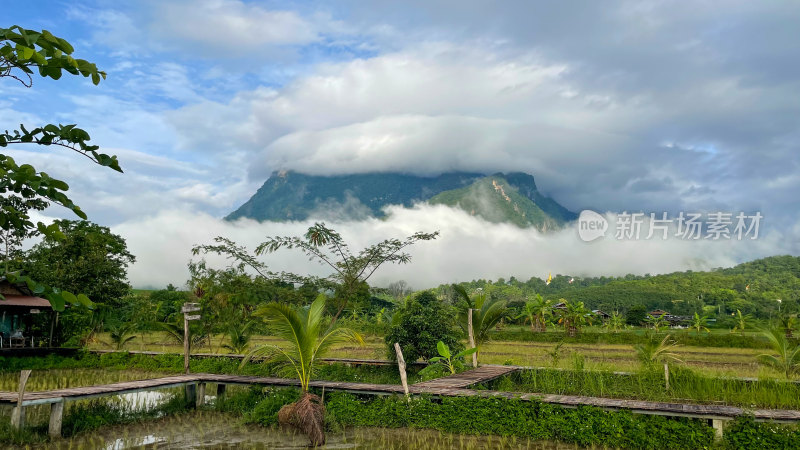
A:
[183,315,190,374]
[49,400,65,438]
[394,342,409,397]
[664,363,670,390]
[11,370,31,430]
[468,309,478,367]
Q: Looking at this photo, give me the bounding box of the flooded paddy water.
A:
[22,411,573,449]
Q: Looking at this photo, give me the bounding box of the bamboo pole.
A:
[664,363,670,390]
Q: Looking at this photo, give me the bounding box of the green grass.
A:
[485,366,800,409]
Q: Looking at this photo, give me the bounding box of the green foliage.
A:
[193,222,437,321]
[731,309,751,334]
[757,327,800,379]
[490,328,774,349]
[243,295,364,391]
[0,26,121,310]
[217,387,301,427]
[605,311,625,332]
[691,312,710,334]
[428,174,567,230]
[222,320,256,354]
[452,255,800,322]
[644,313,668,332]
[626,305,647,326]
[556,299,592,336]
[724,415,800,448]
[325,392,715,449]
[107,322,137,350]
[457,290,507,358]
[385,290,464,362]
[634,334,683,370]
[516,294,552,332]
[419,341,477,377]
[497,366,800,409]
[226,170,485,222]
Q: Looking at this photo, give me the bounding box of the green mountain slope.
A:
[226,171,484,221]
[226,170,576,229]
[428,174,571,230]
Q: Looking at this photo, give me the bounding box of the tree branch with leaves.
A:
[193,222,438,321]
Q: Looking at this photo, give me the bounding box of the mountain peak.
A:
[226,170,576,229]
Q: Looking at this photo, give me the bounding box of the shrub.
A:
[325,392,715,449]
[385,290,463,362]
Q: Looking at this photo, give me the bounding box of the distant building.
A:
[0,278,54,348]
[647,309,690,326]
[592,309,610,320]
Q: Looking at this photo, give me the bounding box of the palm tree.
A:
[731,309,751,335]
[221,320,256,354]
[458,291,507,361]
[243,295,364,446]
[757,328,800,379]
[156,319,208,351]
[557,300,592,337]
[634,334,683,370]
[516,294,552,332]
[107,323,137,350]
[690,312,710,334]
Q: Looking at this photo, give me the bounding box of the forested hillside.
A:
[448,255,800,319]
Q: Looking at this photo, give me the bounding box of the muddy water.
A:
[26,411,574,450]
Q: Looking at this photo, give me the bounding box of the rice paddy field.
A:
[88,331,778,378]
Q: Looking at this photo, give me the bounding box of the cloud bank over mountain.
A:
[115,206,788,290]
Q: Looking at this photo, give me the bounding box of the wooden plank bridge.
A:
[3,364,800,440]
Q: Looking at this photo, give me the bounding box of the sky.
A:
[3,1,800,289]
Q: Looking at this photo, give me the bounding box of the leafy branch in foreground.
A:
[0,25,122,310]
[194,222,438,321]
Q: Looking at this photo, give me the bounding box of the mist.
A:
[112,204,786,290]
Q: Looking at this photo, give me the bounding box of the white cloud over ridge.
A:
[116,205,788,290]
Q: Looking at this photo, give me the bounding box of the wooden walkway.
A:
[3,365,800,440]
[411,365,518,390]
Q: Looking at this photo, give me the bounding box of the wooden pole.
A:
[394,342,409,397]
[49,400,64,438]
[664,363,670,390]
[11,369,31,430]
[184,314,190,375]
[197,382,206,406]
[49,311,56,347]
[468,309,478,367]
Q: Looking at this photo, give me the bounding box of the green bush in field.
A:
[385,290,463,362]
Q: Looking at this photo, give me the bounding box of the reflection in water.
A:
[35,411,574,449]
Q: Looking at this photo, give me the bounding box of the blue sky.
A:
[3,1,800,287]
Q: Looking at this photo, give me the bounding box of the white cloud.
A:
[148,0,322,56]
[113,205,790,290]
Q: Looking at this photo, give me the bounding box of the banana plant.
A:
[420,341,478,377]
